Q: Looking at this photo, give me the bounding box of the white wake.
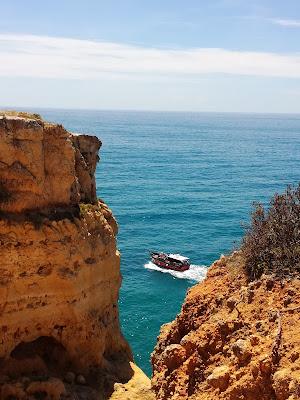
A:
[144,261,207,282]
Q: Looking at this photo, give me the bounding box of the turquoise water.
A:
[38,109,300,375]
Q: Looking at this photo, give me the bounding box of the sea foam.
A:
[144,261,207,282]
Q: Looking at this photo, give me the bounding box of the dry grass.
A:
[0,110,42,120]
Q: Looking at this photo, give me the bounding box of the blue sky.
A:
[1,0,300,112]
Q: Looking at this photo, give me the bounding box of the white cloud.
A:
[270,18,300,27]
[0,33,300,80]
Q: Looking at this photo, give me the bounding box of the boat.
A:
[150,251,190,272]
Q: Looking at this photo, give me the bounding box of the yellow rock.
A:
[110,362,155,400]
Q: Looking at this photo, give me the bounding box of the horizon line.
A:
[1,105,300,117]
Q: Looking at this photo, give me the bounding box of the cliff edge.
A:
[0,112,153,400]
[152,252,300,400]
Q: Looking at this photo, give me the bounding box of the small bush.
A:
[79,203,96,217]
[242,184,300,280]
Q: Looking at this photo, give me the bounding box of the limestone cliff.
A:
[152,252,300,400]
[0,112,153,400]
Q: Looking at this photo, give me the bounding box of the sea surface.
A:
[35,109,300,375]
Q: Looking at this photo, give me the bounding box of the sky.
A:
[1,0,300,113]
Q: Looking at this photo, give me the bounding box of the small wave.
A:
[144,261,207,282]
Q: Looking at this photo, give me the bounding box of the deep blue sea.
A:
[35,109,300,375]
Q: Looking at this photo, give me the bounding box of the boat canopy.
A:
[168,254,190,262]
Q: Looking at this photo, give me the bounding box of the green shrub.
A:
[242,184,300,280]
[79,203,92,216]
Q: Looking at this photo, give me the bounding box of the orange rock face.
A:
[0,115,100,213]
[152,252,300,400]
[0,113,151,399]
[0,202,130,374]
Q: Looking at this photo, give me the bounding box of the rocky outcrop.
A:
[152,252,300,400]
[110,362,155,400]
[0,112,152,399]
[0,115,100,213]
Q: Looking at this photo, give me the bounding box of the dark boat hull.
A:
[150,255,190,272]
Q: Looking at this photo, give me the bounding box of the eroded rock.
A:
[232,339,252,363]
[26,378,66,400]
[0,115,101,213]
[207,365,230,390]
[272,369,292,400]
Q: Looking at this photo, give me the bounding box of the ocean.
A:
[37,109,300,376]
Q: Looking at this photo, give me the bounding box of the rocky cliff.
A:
[0,112,153,400]
[152,252,300,400]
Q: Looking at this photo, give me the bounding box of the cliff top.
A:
[0,113,100,214]
[0,110,43,120]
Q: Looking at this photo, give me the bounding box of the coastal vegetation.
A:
[242,184,300,280]
[0,110,42,120]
